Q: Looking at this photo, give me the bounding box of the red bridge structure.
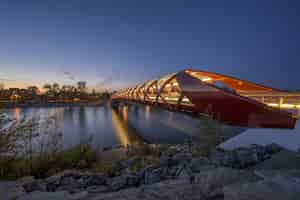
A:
[111,69,299,129]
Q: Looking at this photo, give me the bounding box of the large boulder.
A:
[254,149,300,170]
[0,181,25,200]
[110,175,128,191]
[89,179,204,200]
[175,165,193,183]
[250,144,269,161]
[254,169,300,180]
[234,147,259,168]
[210,149,236,167]
[143,170,161,185]
[193,167,261,198]
[224,175,300,200]
[188,157,211,173]
[265,143,283,155]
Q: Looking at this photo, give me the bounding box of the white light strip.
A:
[267,103,300,109]
[202,77,212,82]
[267,103,278,107]
[182,97,190,102]
[281,104,296,108]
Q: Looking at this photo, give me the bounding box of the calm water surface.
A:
[2,104,300,151]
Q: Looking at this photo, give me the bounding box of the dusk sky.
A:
[0,0,299,90]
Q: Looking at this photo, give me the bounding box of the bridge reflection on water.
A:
[110,104,245,151]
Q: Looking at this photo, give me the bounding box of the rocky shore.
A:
[1,142,300,200]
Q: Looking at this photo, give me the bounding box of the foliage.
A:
[0,112,97,180]
[0,143,97,179]
[93,160,120,176]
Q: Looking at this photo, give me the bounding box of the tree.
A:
[43,83,52,93]
[27,86,39,95]
[52,83,60,93]
[77,81,87,93]
[0,83,4,90]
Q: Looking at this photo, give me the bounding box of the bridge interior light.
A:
[182,97,191,102]
[267,103,278,107]
[202,77,212,82]
[281,104,296,108]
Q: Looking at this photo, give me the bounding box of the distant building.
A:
[77,81,87,93]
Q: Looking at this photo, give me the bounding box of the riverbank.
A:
[1,141,300,200]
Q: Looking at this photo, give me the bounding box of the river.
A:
[1,104,300,152]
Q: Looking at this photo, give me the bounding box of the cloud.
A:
[63,71,76,81]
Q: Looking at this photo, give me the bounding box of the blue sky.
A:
[0,0,299,90]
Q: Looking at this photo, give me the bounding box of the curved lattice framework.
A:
[112,69,299,129]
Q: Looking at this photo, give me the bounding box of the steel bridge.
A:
[111,69,299,129]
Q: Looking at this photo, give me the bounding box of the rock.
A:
[224,175,300,200]
[254,169,300,180]
[159,157,179,167]
[18,191,70,200]
[60,177,76,186]
[254,149,300,170]
[56,181,81,193]
[89,179,204,200]
[14,186,27,199]
[126,175,139,187]
[77,160,88,169]
[158,167,170,178]
[45,175,60,184]
[45,175,62,192]
[69,191,89,200]
[16,176,47,193]
[16,176,35,187]
[89,173,107,185]
[176,166,193,183]
[235,147,259,168]
[86,185,109,193]
[193,167,261,198]
[110,175,128,191]
[0,181,24,200]
[119,156,140,168]
[23,179,46,193]
[45,171,83,192]
[77,174,106,188]
[210,149,235,167]
[250,144,269,161]
[172,152,193,162]
[143,170,161,185]
[265,143,283,154]
[188,157,211,173]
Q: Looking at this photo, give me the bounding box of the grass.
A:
[0,143,97,180]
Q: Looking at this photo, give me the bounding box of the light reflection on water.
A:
[2,104,245,151]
